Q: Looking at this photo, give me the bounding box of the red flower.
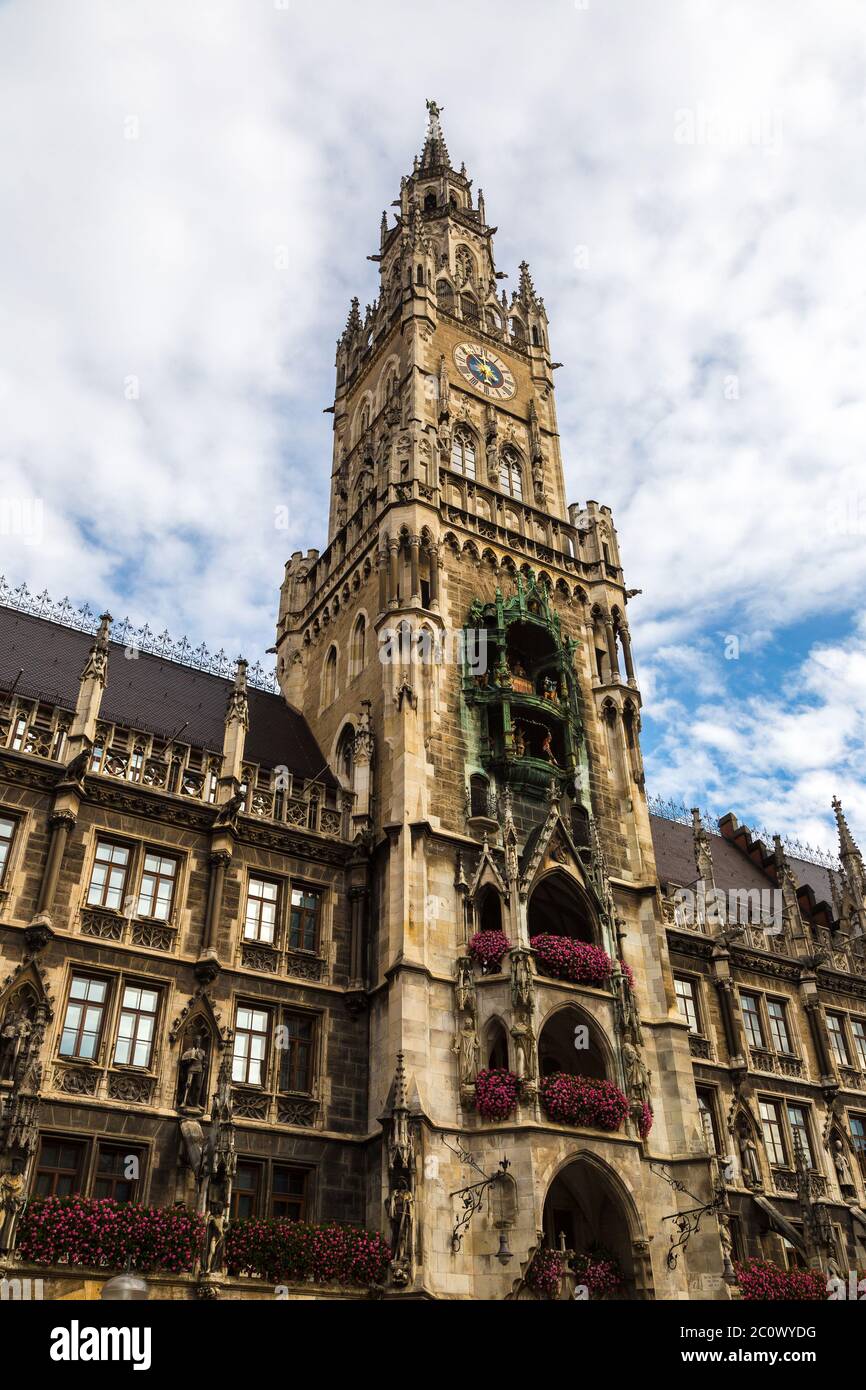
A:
[467,931,511,970]
[526,1249,563,1299]
[540,1072,629,1131]
[530,936,614,986]
[735,1258,827,1301]
[474,1068,519,1120]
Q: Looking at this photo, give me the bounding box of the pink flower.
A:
[530,936,614,986]
[474,1068,519,1120]
[467,931,511,970]
[540,1072,629,1131]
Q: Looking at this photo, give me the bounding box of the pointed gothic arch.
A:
[485,1016,510,1071]
[450,424,477,479]
[528,868,599,944]
[321,644,338,708]
[537,1001,612,1082]
[349,612,367,680]
[499,444,524,499]
[541,1152,649,1298]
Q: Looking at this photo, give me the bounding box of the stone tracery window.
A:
[499,447,523,499]
[455,245,474,286]
[451,426,476,480]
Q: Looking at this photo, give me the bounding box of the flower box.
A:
[530,935,613,986]
[540,1072,629,1131]
[225,1219,390,1287]
[16,1196,203,1274]
[734,1258,827,1301]
[467,930,511,971]
[474,1067,519,1120]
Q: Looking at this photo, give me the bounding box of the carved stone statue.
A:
[179,1034,209,1110]
[0,1164,26,1253]
[454,956,474,1015]
[614,969,643,1046]
[486,438,499,484]
[510,1011,536,1082]
[511,950,533,1011]
[717,1208,736,1283]
[214,786,245,828]
[738,1127,762,1189]
[622,1040,651,1106]
[453,1016,480,1085]
[201,1197,227,1275]
[832,1137,855,1194]
[387,1176,414,1281]
[0,1011,30,1082]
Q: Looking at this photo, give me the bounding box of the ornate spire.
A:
[341,295,362,346]
[831,798,865,936]
[393,1051,408,1113]
[224,657,249,730]
[516,259,538,309]
[419,98,451,171]
[832,797,865,882]
[691,807,715,886]
[79,610,112,687]
[772,834,805,944]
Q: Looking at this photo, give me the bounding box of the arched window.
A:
[450,427,476,480]
[461,294,479,324]
[510,317,526,345]
[477,886,503,935]
[499,447,523,499]
[436,280,454,313]
[486,1018,510,1071]
[528,871,596,944]
[455,246,474,286]
[469,773,490,819]
[322,646,337,706]
[424,190,437,212]
[350,615,366,679]
[415,264,425,285]
[336,724,355,789]
[538,1006,608,1081]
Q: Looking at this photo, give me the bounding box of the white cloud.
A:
[645,617,866,851]
[1,0,865,843]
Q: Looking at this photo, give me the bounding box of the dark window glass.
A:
[93,1144,141,1202]
[289,888,321,953]
[34,1138,85,1197]
[279,1012,314,1094]
[272,1166,309,1221]
[231,1162,261,1220]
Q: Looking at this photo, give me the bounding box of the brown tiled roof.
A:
[0,605,334,786]
[650,813,839,910]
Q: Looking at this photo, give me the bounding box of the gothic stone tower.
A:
[275,102,726,1299]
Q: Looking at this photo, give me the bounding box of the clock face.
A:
[453,342,516,400]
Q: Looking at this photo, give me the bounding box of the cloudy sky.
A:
[1,0,864,852]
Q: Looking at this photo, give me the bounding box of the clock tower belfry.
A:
[274,102,724,1301]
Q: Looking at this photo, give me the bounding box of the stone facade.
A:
[1,103,863,1301]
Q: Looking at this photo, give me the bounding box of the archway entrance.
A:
[542,1158,639,1298]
